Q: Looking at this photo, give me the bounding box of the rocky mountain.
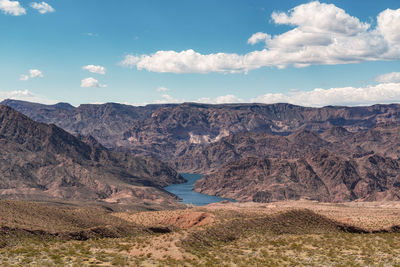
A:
[0,99,168,150]
[194,150,400,203]
[188,122,400,203]
[174,130,334,173]
[173,122,400,173]
[2,99,400,171]
[3,99,400,204]
[0,105,185,205]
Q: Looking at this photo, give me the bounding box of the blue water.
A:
[164,173,235,206]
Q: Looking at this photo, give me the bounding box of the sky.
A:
[1,0,400,107]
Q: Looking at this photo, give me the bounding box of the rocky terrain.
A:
[1,199,400,266]
[194,150,400,202]
[3,99,400,204]
[190,122,400,202]
[177,122,400,172]
[3,99,400,169]
[174,129,331,172]
[0,105,185,206]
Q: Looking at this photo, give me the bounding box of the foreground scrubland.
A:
[1,200,400,266]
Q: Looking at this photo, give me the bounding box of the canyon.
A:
[2,99,400,203]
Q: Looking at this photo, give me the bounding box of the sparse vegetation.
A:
[1,200,400,266]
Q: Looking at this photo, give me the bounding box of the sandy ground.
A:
[110,200,400,262]
[115,200,400,231]
[203,200,400,230]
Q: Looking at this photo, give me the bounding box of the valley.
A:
[1,101,400,266]
[3,1,400,265]
[0,105,185,208]
[3,100,400,204]
[164,173,234,206]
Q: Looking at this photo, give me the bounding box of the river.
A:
[164,173,235,206]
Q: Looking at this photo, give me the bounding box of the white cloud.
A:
[19,69,43,81]
[270,1,370,35]
[82,65,106,75]
[377,9,400,44]
[251,82,400,107]
[376,72,400,83]
[215,94,243,104]
[80,77,107,88]
[0,0,25,16]
[0,90,57,104]
[19,74,29,81]
[152,94,180,104]
[119,55,140,67]
[120,49,246,74]
[156,86,169,92]
[30,1,54,14]
[120,2,400,73]
[86,32,99,37]
[248,32,271,45]
[196,94,244,104]
[29,69,43,78]
[151,93,242,105]
[105,81,400,106]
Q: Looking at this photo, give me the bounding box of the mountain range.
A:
[0,105,185,206]
[3,99,400,169]
[2,99,400,203]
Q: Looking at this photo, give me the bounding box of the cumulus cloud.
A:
[29,69,43,78]
[0,0,25,16]
[270,1,369,35]
[30,1,54,14]
[80,77,107,88]
[19,74,29,81]
[156,86,169,92]
[377,9,400,44]
[0,89,57,104]
[120,49,246,74]
[251,82,400,107]
[248,32,271,45]
[119,55,140,67]
[82,65,106,75]
[376,72,400,83]
[151,93,244,105]
[20,69,43,81]
[152,94,180,104]
[120,2,400,73]
[196,94,244,104]
[129,81,400,106]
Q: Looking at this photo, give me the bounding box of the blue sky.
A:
[0,0,400,106]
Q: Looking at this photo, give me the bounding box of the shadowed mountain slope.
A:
[0,105,185,205]
[193,150,400,203]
